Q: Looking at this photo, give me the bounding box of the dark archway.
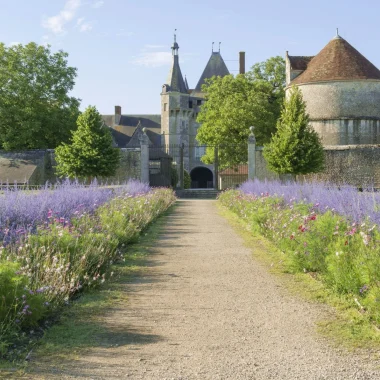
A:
[190,167,213,189]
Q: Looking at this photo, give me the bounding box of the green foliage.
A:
[264,86,325,175]
[184,170,191,189]
[55,106,120,179]
[219,190,380,327]
[249,56,286,102]
[0,189,176,359]
[171,166,179,188]
[0,262,47,354]
[196,56,285,168]
[0,42,80,150]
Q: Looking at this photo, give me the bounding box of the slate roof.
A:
[102,114,161,148]
[192,52,230,97]
[166,55,188,93]
[288,56,314,71]
[291,36,380,85]
[126,121,153,148]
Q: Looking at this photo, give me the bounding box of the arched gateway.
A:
[190,167,213,189]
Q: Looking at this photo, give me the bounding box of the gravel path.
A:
[28,200,380,379]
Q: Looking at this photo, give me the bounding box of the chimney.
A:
[239,51,246,74]
[115,105,121,125]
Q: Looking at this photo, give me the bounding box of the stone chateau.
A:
[286,31,380,145]
[102,34,236,187]
[101,31,380,187]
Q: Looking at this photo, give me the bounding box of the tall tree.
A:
[0,42,80,150]
[55,106,120,179]
[264,86,325,175]
[196,56,285,168]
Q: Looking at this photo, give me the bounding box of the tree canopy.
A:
[264,86,325,175]
[0,42,80,150]
[55,106,120,179]
[195,56,285,168]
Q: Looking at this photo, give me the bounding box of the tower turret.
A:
[161,31,191,151]
[165,30,187,94]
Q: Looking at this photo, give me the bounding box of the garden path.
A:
[28,200,380,379]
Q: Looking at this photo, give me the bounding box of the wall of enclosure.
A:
[0,149,141,185]
[255,145,380,188]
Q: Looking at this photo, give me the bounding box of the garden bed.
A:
[0,180,175,358]
[219,179,380,328]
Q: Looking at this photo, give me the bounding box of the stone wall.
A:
[0,150,48,185]
[254,145,380,188]
[0,149,141,185]
[297,81,380,120]
[311,119,380,145]
[255,147,279,181]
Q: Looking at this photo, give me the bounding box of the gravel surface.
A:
[27,200,380,379]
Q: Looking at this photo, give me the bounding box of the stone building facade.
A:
[103,34,232,188]
[160,34,230,187]
[286,33,380,145]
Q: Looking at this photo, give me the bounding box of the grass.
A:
[218,203,380,352]
[0,203,175,378]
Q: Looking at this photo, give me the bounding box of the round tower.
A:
[286,33,380,145]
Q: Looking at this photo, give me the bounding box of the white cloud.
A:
[131,51,172,68]
[8,42,20,47]
[42,0,81,35]
[75,17,93,32]
[92,0,104,8]
[80,22,93,32]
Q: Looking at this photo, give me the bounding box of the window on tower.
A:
[164,103,168,111]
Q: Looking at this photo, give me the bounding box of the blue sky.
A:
[0,0,379,114]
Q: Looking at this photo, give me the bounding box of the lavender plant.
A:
[219,181,380,327]
[0,179,150,246]
[240,179,380,224]
[0,181,175,357]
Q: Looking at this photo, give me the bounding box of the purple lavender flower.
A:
[240,179,380,225]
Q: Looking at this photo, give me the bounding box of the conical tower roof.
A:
[166,56,187,93]
[292,35,380,85]
[192,51,230,96]
[166,33,188,93]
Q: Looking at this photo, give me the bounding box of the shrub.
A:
[171,166,179,188]
[184,170,191,189]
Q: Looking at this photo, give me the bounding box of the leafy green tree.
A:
[171,165,179,188]
[196,56,285,168]
[55,106,120,179]
[0,42,80,150]
[264,86,325,175]
[184,170,191,189]
[250,56,286,102]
